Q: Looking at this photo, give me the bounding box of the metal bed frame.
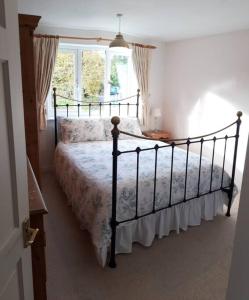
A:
[53,88,242,269]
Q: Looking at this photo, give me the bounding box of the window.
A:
[48,43,137,118]
[52,49,75,101]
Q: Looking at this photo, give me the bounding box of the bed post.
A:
[53,87,58,146]
[136,89,140,118]
[109,116,120,268]
[226,111,242,217]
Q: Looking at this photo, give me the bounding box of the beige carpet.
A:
[41,172,239,300]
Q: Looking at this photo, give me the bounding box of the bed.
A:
[53,88,242,268]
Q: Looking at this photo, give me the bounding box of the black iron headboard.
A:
[53,87,140,146]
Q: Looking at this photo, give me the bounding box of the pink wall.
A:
[163,30,249,185]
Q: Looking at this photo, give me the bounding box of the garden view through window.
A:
[49,43,138,117]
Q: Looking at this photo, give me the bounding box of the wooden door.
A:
[0,0,34,299]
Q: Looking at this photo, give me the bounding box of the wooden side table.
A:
[143,130,171,140]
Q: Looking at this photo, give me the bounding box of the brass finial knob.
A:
[111,116,120,126]
[237,111,242,118]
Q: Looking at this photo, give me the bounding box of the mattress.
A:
[54,139,235,266]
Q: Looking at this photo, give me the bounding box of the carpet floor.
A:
[41,172,239,300]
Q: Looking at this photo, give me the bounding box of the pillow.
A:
[60,123,83,143]
[103,117,142,140]
[59,118,105,143]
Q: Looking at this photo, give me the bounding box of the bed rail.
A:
[53,87,140,146]
[109,111,242,268]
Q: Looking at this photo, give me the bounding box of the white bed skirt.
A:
[96,190,228,267]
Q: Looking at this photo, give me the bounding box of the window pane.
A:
[52,50,75,105]
[110,54,129,100]
[109,52,138,117]
[82,50,105,103]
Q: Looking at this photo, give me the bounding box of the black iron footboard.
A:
[109,112,242,268]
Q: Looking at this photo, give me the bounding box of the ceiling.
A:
[18,0,249,42]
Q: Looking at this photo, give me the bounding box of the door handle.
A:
[23,218,39,248]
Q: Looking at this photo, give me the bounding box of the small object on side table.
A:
[143,130,171,141]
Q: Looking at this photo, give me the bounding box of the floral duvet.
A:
[54,139,233,266]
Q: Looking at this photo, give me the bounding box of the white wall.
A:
[37,25,166,171]
[163,30,249,186]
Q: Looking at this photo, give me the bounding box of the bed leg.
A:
[226,206,231,217]
[109,245,117,268]
[226,191,232,217]
[109,257,117,268]
[109,218,117,268]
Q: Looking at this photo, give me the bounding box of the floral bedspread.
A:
[54,139,232,263]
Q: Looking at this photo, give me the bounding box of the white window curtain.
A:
[131,44,151,127]
[33,36,59,130]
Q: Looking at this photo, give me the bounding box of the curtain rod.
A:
[33,34,156,49]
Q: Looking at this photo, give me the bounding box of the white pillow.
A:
[59,118,105,143]
[103,117,142,140]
